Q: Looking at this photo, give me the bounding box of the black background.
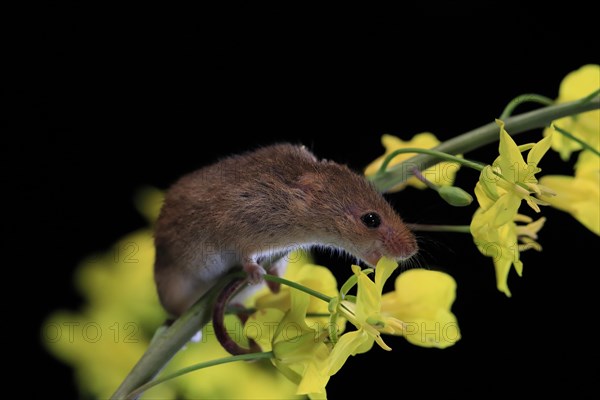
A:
[12,3,598,399]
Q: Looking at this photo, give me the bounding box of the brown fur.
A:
[154,144,417,316]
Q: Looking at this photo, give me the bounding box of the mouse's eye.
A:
[361,212,381,228]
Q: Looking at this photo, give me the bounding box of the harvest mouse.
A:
[154,143,418,317]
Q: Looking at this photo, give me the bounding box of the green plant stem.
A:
[553,125,600,157]
[411,167,440,191]
[111,274,238,400]
[581,88,600,103]
[226,306,331,318]
[308,312,332,318]
[263,274,332,302]
[125,352,274,399]
[370,97,599,192]
[375,148,485,176]
[406,223,472,233]
[500,94,554,119]
[225,304,256,315]
[339,268,373,298]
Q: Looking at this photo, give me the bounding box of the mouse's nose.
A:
[383,226,418,259]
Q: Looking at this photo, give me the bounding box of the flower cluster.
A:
[365,65,598,296]
[249,256,460,399]
[43,64,598,399]
[470,120,552,296]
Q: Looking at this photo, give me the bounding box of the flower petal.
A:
[246,308,286,351]
[488,193,521,227]
[297,347,330,398]
[527,131,553,166]
[558,64,600,101]
[474,179,497,210]
[355,271,380,322]
[383,269,457,319]
[326,330,373,376]
[373,334,393,351]
[544,64,600,160]
[374,257,399,293]
[575,150,600,180]
[402,311,461,349]
[494,256,514,297]
[539,175,600,235]
[496,120,527,179]
[380,269,460,348]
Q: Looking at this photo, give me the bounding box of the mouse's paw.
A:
[265,256,288,293]
[243,261,266,285]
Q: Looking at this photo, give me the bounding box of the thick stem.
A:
[370,98,599,192]
[111,271,330,399]
[111,273,240,400]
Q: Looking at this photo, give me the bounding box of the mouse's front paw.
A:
[243,261,266,284]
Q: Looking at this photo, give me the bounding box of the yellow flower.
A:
[327,258,405,375]
[247,254,344,399]
[237,251,350,399]
[477,120,554,220]
[538,149,600,235]
[470,121,552,296]
[472,211,546,296]
[327,257,460,375]
[252,251,344,332]
[380,269,460,348]
[43,191,174,399]
[543,64,600,160]
[251,289,331,399]
[252,257,461,398]
[43,188,299,399]
[365,133,461,192]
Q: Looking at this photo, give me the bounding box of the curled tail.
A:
[212,278,261,355]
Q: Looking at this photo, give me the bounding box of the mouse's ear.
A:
[294,172,323,195]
